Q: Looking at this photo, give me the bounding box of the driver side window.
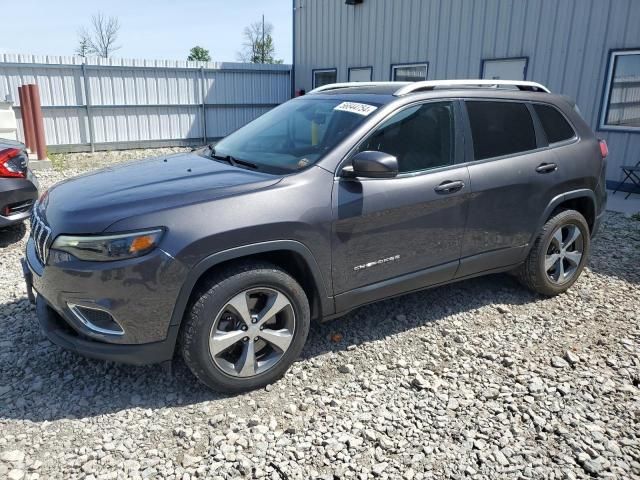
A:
[358,101,455,173]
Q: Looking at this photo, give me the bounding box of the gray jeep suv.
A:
[23,80,608,392]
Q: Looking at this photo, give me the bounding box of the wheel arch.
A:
[169,240,334,328]
[530,189,597,252]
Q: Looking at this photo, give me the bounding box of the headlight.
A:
[51,229,164,262]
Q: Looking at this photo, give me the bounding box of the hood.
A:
[39,151,281,234]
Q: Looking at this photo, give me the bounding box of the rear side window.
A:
[466,101,537,160]
[533,104,576,143]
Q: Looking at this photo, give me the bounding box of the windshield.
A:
[211,97,380,174]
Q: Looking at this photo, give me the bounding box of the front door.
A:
[331,101,470,308]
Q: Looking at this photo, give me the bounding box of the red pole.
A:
[18,86,37,152]
[17,86,27,149]
[26,84,47,161]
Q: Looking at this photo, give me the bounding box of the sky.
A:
[0,0,293,63]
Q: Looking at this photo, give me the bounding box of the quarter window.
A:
[465,101,537,160]
[358,101,454,173]
[313,69,337,88]
[533,104,576,144]
[600,49,640,130]
[391,63,428,82]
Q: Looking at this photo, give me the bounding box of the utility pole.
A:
[262,14,265,63]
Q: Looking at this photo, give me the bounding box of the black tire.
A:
[180,261,310,393]
[517,209,590,296]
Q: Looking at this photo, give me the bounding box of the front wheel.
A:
[180,262,310,392]
[518,209,590,296]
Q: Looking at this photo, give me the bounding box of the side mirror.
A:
[342,151,398,179]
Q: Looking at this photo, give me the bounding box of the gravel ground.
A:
[1,149,639,480]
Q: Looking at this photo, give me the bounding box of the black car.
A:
[24,80,608,392]
[0,138,38,228]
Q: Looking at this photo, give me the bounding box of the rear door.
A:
[531,102,588,192]
[457,99,566,277]
[331,100,470,304]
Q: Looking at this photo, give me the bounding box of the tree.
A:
[76,13,121,58]
[75,28,92,58]
[88,13,121,58]
[237,17,283,64]
[187,46,211,62]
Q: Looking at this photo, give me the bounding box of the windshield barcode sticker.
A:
[334,101,377,116]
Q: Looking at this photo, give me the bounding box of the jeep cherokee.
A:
[23,80,608,392]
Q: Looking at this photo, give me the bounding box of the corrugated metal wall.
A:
[294,0,640,184]
[0,54,291,152]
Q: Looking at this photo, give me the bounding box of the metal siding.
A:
[0,54,291,150]
[205,106,273,138]
[294,0,640,182]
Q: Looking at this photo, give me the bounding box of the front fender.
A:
[169,240,334,326]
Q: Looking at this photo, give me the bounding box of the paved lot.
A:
[1,149,639,480]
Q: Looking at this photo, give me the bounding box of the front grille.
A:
[30,208,52,265]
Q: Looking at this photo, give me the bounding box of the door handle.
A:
[434,180,465,193]
[536,162,558,173]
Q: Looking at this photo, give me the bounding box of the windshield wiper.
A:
[210,148,258,170]
[231,157,259,170]
[211,152,236,166]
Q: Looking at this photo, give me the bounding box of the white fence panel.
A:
[205,105,275,138]
[0,54,292,152]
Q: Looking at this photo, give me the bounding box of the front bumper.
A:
[25,237,188,365]
[0,173,38,227]
[36,295,179,365]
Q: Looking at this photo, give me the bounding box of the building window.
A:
[313,69,337,89]
[391,63,428,82]
[481,57,528,80]
[348,67,372,82]
[600,49,640,131]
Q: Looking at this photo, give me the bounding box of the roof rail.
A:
[393,79,551,95]
[308,81,402,94]
[307,79,551,96]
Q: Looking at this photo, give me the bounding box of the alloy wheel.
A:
[209,287,296,378]
[545,224,584,284]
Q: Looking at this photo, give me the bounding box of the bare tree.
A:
[76,13,121,59]
[237,17,282,64]
[88,13,121,58]
[75,28,92,58]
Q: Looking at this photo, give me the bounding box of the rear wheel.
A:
[181,262,310,392]
[518,209,590,296]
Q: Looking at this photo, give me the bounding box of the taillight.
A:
[0,148,27,178]
[598,139,608,159]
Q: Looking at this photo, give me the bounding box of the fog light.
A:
[67,303,124,336]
